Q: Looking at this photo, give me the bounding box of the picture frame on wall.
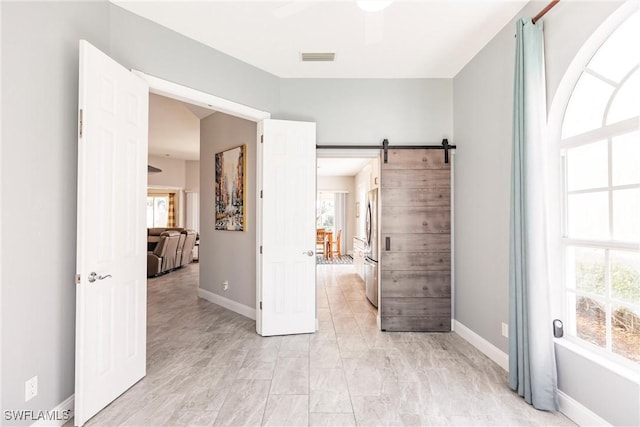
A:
[215,145,246,231]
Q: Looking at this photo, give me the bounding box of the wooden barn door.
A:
[380,149,451,331]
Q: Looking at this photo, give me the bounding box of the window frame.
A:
[558,8,640,370]
[147,194,170,228]
[316,191,336,231]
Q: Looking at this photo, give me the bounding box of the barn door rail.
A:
[316,138,456,164]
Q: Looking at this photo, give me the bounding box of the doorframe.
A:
[132,71,270,123]
[131,70,270,325]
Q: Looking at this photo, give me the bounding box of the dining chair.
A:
[328,229,342,259]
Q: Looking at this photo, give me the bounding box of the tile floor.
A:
[80,263,574,426]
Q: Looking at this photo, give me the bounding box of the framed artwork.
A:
[215,145,246,231]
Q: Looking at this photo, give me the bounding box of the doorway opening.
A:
[145,91,213,274]
[316,152,381,312]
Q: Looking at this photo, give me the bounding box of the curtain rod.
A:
[532,0,560,24]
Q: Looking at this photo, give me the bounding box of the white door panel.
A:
[75,40,148,426]
[259,119,316,336]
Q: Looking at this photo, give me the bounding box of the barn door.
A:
[380,149,452,331]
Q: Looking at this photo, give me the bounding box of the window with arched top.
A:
[560,8,639,365]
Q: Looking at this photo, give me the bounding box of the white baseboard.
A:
[453,320,612,426]
[31,394,74,426]
[453,320,509,372]
[197,287,256,320]
[557,390,611,427]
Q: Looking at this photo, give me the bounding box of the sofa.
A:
[147,228,198,277]
[148,227,184,251]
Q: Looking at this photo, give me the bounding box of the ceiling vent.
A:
[301,52,335,62]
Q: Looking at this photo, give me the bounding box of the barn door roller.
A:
[381,138,455,164]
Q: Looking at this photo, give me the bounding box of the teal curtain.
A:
[509,18,558,411]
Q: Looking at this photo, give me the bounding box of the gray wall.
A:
[185,160,200,192]
[109,5,280,115]
[147,155,186,188]
[1,1,110,420]
[453,1,637,425]
[279,79,452,144]
[200,113,257,309]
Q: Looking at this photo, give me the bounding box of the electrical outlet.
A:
[223,280,229,291]
[501,323,509,338]
[25,376,38,402]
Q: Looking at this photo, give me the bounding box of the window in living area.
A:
[147,195,169,228]
[560,9,639,364]
[316,191,335,231]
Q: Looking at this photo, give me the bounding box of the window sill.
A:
[554,338,640,384]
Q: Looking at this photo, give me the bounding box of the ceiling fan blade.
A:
[272,1,316,19]
[364,11,385,45]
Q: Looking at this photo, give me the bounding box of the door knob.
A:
[88,272,113,283]
[302,250,314,256]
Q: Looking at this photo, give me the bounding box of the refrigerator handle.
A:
[385,237,390,251]
[366,202,372,244]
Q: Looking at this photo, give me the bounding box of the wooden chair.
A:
[316,228,326,257]
[327,229,342,259]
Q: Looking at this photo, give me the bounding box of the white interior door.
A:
[258,119,316,336]
[75,40,148,426]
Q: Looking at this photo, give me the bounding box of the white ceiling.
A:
[112,0,528,78]
[149,93,214,160]
[317,157,371,176]
[184,102,217,120]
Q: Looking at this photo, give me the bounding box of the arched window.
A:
[560,9,639,365]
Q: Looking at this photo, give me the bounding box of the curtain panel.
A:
[168,193,176,227]
[334,192,347,254]
[509,17,558,411]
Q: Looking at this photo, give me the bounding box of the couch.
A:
[148,227,184,251]
[147,228,198,277]
[179,230,197,266]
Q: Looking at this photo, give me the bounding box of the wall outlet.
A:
[501,323,509,338]
[25,376,38,402]
[223,280,229,291]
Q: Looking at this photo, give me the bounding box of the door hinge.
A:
[75,273,81,284]
[260,190,263,199]
[261,135,264,143]
[78,109,83,138]
[260,245,263,254]
[260,301,263,310]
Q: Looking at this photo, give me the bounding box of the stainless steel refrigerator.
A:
[364,189,378,308]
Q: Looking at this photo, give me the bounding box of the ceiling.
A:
[184,102,217,120]
[149,94,215,160]
[112,0,528,79]
[317,157,371,176]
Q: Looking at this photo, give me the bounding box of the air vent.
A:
[301,52,335,62]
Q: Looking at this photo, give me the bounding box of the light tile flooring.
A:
[82,263,574,426]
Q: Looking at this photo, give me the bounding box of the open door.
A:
[257,119,317,336]
[75,41,148,426]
